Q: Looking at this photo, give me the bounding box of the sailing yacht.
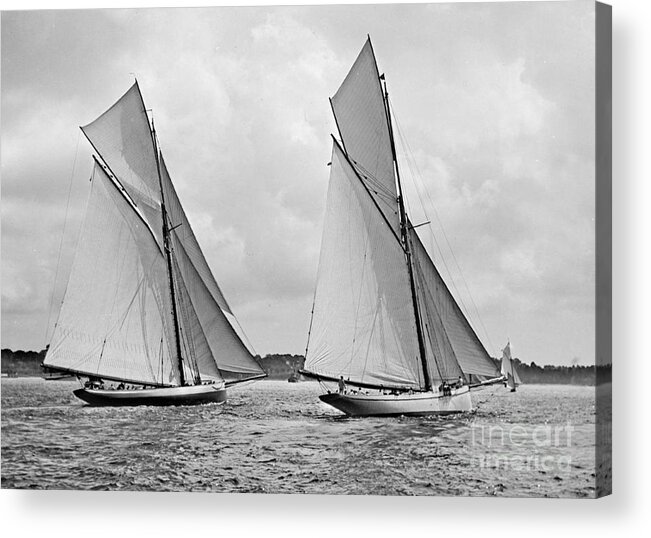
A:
[44,82,265,406]
[500,342,521,392]
[301,37,503,416]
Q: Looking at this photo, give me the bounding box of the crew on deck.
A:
[338,376,346,394]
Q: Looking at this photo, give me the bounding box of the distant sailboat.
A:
[44,82,265,406]
[500,342,521,392]
[300,37,503,416]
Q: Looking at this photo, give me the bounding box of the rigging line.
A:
[64,332,106,372]
[158,336,164,385]
[304,285,317,359]
[393,109,495,356]
[390,100,496,355]
[228,309,258,357]
[350,159,395,199]
[390,106,472,323]
[332,136,405,252]
[45,130,83,345]
[349,165,401,219]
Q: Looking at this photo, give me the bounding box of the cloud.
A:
[1,3,596,366]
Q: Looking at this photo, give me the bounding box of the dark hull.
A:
[73,384,227,407]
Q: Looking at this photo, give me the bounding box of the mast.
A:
[381,76,432,392]
[150,116,189,387]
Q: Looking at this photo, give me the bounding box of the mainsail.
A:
[304,37,499,391]
[45,82,265,385]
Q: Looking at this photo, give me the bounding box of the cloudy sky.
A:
[1,1,596,366]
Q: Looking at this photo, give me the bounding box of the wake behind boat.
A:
[44,82,265,406]
[301,37,504,416]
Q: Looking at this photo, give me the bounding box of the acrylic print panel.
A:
[0,1,611,498]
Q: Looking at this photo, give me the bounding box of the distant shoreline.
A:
[2,349,610,386]
[1,375,611,388]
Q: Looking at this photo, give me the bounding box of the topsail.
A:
[331,39,400,235]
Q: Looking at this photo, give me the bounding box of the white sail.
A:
[160,157,265,381]
[331,38,400,235]
[80,82,164,247]
[409,231,464,384]
[160,156,232,314]
[304,141,423,390]
[45,163,181,386]
[500,342,521,388]
[170,251,221,382]
[409,228,499,379]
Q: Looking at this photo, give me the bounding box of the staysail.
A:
[304,141,423,390]
[46,82,264,385]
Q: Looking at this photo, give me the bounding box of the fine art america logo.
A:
[467,421,575,474]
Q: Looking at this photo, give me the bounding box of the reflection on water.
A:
[1,378,597,497]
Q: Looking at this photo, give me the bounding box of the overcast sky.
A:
[1,1,596,366]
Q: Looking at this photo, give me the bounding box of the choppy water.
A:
[1,378,598,497]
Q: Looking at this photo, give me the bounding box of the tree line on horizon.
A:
[1,348,610,385]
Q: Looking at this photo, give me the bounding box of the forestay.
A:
[331,38,400,235]
[304,141,424,390]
